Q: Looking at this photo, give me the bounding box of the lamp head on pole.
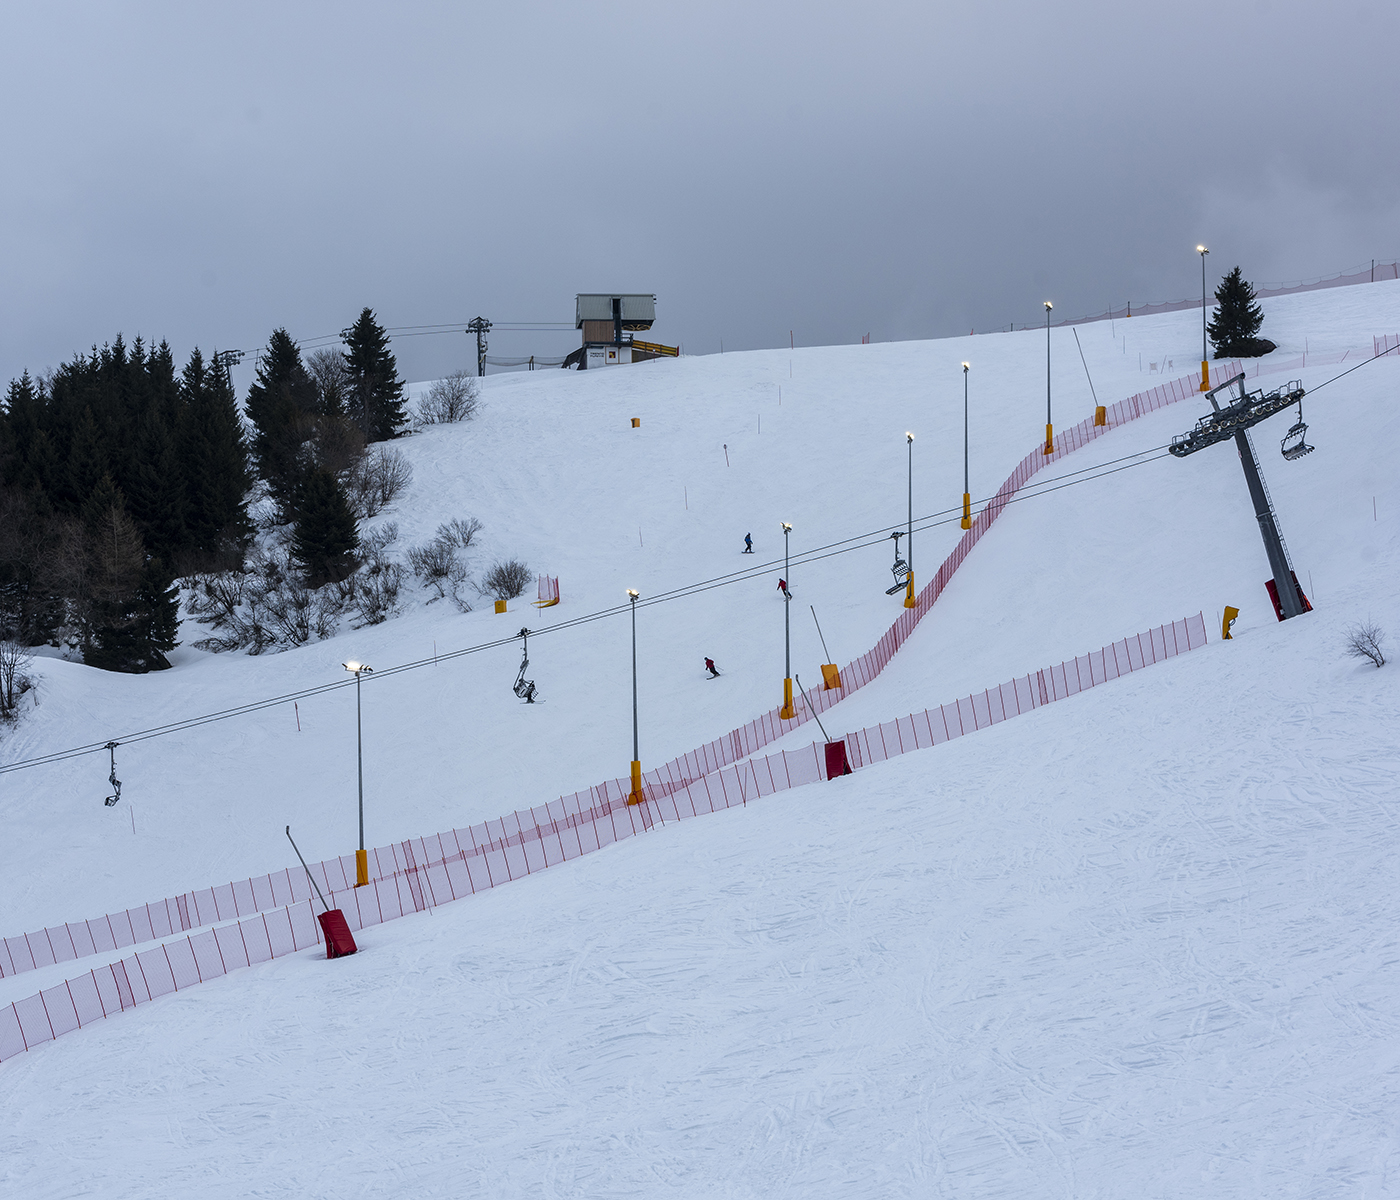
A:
[626,589,639,601]
[780,522,792,534]
[1044,301,1053,312]
[962,361,970,373]
[1197,244,1208,256]
[342,661,371,675]
[906,431,914,444]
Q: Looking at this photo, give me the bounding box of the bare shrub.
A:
[0,639,35,715]
[416,370,481,425]
[344,446,413,519]
[1344,620,1387,668]
[481,558,531,602]
[406,518,481,606]
[351,559,405,626]
[305,348,352,415]
[439,516,483,549]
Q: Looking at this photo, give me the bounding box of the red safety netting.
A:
[0,365,1236,987]
[1375,334,1399,358]
[0,612,1208,1065]
[536,575,560,605]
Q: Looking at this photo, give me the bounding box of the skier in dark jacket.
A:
[704,657,720,678]
[777,578,791,599]
[743,533,753,554]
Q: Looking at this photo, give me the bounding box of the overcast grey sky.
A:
[3,1,1397,387]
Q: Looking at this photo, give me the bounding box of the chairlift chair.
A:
[513,628,538,703]
[1280,398,1313,460]
[885,531,911,595]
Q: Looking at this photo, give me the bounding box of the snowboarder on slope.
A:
[704,657,721,678]
[777,578,791,600]
[743,533,753,554]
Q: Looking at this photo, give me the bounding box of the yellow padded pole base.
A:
[631,417,641,428]
[1094,405,1106,426]
[779,677,796,721]
[903,573,916,608]
[1200,361,1210,393]
[961,493,971,530]
[1043,424,1054,455]
[820,663,842,690]
[356,848,369,888]
[494,599,507,613]
[627,760,644,805]
[1222,605,1239,640]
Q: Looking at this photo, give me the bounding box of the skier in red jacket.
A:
[704,657,720,678]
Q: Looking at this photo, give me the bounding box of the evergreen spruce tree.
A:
[127,408,187,566]
[61,408,109,514]
[291,467,359,584]
[180,349,253,564]
[1207,267,1273,358]
[343,308,406,441]
[245,329,318,511]
[2,373,47,491]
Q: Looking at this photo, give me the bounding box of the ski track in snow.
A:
[1,282,1399,1196]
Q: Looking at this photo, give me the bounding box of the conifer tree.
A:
[291,467,359,584]
[245,329,317,511]
[343,308,406,441]
[180,349,253,564]
[1207,267,1270,358]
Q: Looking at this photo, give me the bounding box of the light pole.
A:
[1043,301,1054,455]
[904,433,916,608]
[1197,245,1211,392]
[342,661,373,886]
[626,589,643,804]
[961,363,972,529]
[779,522,796,718]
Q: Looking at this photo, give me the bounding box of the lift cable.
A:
[3,350,1389,778]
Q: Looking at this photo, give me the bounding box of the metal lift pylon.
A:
[1169,372,1311,621]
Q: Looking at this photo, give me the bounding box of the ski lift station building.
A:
[569,293,678,369]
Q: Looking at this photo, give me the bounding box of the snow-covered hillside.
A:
[2,280,1399,1197]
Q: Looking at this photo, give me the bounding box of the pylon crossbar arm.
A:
[1169,375,1305,457]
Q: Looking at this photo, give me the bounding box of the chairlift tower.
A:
[466,317,492,377]
[1169,372,1312,620]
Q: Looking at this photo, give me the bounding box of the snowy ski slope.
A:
[1,280,1399,1197]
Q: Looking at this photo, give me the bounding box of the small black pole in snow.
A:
[286,825,331,913]
[295,701,301,732]
[723,443,730,467]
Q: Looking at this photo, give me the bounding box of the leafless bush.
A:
[1344,620,1387,668]
[350,559,406,626]
[344,446,413,518]
[306,348,352,415]
[186,547,348,653]
[438,516,483,549]
[416,370,481,425]
[406,518,482,605]
[360,522,399,562]
[0,639,35,716]
[481,558,531,602]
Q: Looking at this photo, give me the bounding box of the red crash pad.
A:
[824,740,852,780]
[317,908,358,959]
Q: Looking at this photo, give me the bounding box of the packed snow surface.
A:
[2,280,1399,1196]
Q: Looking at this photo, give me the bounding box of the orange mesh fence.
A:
[0,612,1208,1064]
[0,365,1235,988]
